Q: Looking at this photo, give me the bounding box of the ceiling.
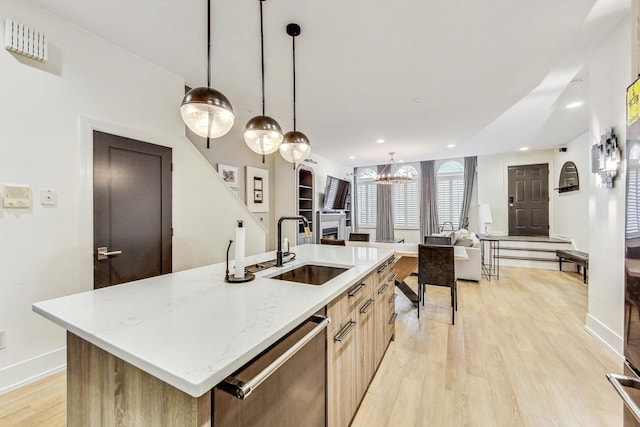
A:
[29,0,630,167]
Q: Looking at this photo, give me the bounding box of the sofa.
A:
[425,230,482,282]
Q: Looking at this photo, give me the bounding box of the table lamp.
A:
[478,203,493,236]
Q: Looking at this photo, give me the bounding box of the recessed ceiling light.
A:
[412,98,422,103]
[349,155,355,160]
[398,160,404,163]
[566,101,584,109]
[520,147,529,151]
[376,139,385,144]
[447,144,455,149]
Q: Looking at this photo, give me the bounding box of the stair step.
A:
[494,236,570,243]
[500,246,557,253]
[497,255,558,262]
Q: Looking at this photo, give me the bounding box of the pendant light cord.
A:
[207,0,211,88]
[292,33,297,131]
[260,0,266,116]
[206,0,211,148]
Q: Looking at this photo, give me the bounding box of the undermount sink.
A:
[267,263,351,286]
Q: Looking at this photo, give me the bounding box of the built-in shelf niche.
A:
[296,165,314,244]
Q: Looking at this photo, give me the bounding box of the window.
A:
[393,165,419,228]
[437,160,464,230]
[628,158,640,237]
[356,168,377,228]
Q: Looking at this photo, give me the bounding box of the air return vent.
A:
[4,18,48,62]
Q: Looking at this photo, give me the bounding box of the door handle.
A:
[97,246,123,260]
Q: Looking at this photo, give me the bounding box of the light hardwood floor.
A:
[353,267,622,427]
[0,267,623,426]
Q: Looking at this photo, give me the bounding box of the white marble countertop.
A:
[33,244,394,397]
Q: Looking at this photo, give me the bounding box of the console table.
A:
[478,234,499,280]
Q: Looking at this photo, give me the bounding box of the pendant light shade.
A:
[280,130,311,164]
[181,87,235,138]
[244,115,283,155]
[280,23,310,168]
[244,0,283,159]
[180,0,235,141]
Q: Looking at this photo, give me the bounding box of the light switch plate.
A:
[3,184,31,208]
[40,189,57,206]
[0,330,6,350]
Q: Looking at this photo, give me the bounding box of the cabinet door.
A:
[373,280,390,367]
[356,297,376,402]
[327,316,358,427]
[385,274,397,344]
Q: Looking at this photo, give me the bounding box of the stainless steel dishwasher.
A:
[213,314,329,426]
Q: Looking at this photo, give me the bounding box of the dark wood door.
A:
[93,131,172,289]
[508,163,549,236]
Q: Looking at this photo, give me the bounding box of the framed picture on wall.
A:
[217,164,239,188]
[246,166,269,212]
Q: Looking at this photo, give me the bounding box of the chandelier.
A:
[375,152,413,185]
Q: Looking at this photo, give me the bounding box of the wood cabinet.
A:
[356,295,375,402]
[327,316,358,427]
[326,259,396,427]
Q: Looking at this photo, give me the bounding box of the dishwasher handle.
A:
[219,314,330,400]
[607,373,640,423]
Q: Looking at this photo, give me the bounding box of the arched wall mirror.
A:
[558,161,580,193]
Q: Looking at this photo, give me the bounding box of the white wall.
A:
[477,149,556,236]
[274,152,351,248]
[585,18,630,355]
[553,132,590,251]
[0,0,265,393]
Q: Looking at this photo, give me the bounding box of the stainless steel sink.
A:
[267,263,351,285]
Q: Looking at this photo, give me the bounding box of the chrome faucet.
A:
[276,216,310,267]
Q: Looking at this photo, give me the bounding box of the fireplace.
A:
[317,212,346,241]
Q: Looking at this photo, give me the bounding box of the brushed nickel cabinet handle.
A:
[348,283,366,298]
[388,313,398,325]
[359,299,374,314]
[334,320,356,342]
[388,273,397,283]
[388,293,398,304]
[377,264,388,274]
[219,315,330,400]
[377,283,389,295]
[607,373,640,423]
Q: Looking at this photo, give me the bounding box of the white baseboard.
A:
[585,313,624,360]
[0,347,66,395]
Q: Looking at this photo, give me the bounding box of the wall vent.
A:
[4,18,48,62]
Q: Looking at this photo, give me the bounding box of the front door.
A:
[507,163,549,236]
[93,131,172,288]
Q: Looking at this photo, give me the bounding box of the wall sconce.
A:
[591,127,621,188]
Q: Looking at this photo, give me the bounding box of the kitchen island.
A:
[33,244,396,426]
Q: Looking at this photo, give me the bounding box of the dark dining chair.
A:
[348,232,370,242]
[418,244,457,324]
[320,238,346,246]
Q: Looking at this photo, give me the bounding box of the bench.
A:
[556,250,589,283]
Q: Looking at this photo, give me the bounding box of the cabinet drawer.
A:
[327,273,374,329]
[376,256,395,283]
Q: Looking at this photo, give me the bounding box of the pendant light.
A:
[244,0,283,163]
[374,152,414,185]
[180,0,235,145]
[280,23,311,169]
